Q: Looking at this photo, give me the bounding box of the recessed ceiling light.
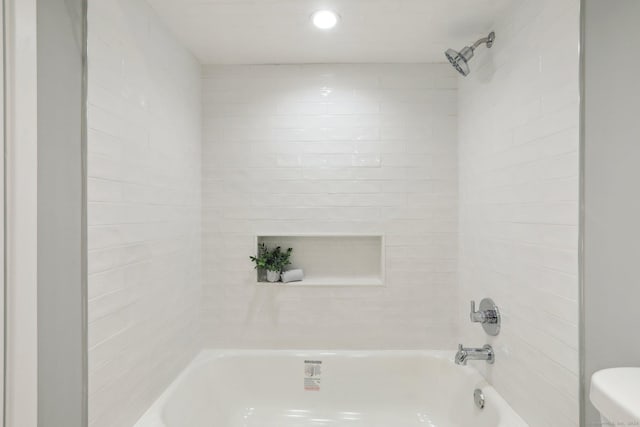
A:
[312,10,339,30]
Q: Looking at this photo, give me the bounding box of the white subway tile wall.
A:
[458,0,579,426]
[87,1,202,426]
[201,64,459,349]
[85,0,581,424]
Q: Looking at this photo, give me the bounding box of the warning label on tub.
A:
[304,360,322,391]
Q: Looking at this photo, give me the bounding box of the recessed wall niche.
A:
[256,234,385,286]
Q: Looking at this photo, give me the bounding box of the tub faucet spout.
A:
[455,344,494,365]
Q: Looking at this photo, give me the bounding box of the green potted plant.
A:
[250,243,293,282]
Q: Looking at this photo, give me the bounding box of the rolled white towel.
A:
[281,269,304,283]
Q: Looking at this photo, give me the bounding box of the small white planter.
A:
[266,270,281,282]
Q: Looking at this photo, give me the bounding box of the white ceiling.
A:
[147,0,511,64]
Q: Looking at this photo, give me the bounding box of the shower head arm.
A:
[471,31,495,50]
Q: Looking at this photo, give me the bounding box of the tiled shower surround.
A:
[87,1,580,426]
[87,1,202,426]
[201,64,459,349]
[458,0,580,425]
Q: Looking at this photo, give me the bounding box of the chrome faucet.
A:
[455,344,495,365]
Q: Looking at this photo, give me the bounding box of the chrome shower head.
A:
[445,31,495,77]
[445,47,474,76]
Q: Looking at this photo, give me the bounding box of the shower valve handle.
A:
[469,299,499,324]
[470,300,486,323]
[469,298,501,336]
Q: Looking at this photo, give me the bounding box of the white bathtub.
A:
[134,350,527,427]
